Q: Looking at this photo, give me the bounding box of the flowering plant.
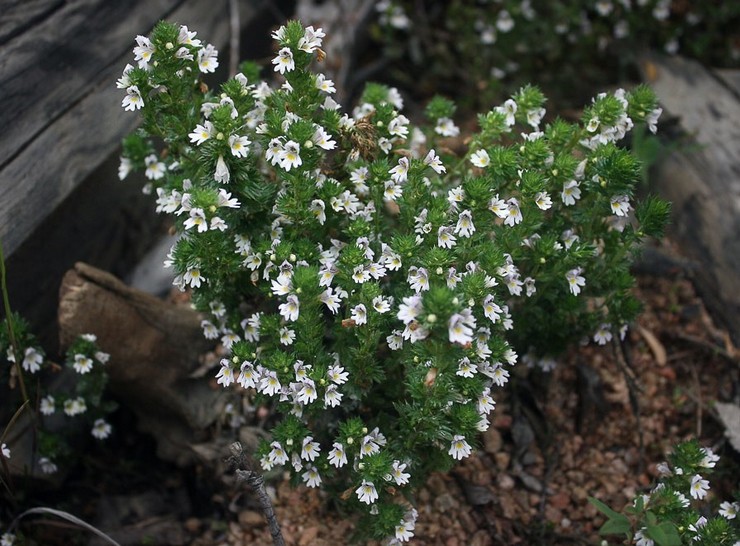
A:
[1,316,114,475]
[117,20,668,542]
[591,440,740,545]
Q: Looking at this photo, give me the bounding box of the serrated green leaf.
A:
[589,497,624,520]
[646,521,681,546]
[600,516,632,536]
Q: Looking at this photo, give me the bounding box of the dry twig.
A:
[228,442,285,546]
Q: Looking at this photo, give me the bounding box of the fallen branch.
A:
[228,442,285,546]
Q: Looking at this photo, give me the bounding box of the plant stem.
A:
[0,240,29,404]
[229,442,285,546]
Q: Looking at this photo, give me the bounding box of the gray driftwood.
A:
[58,262,226,466]
[639,54,740,345]
[0,0,269,258]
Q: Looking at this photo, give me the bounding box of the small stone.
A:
[495,452,510,471]
[434,493,459,512]
[239,510,265,527]
[497,473,515,491]
[445,537,460,546]
[550,491,570,510]
[471,530,492,546]
[483,427,502,453]
[184,518,202,533]
[298,526,319,546]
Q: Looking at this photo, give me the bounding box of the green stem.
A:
[0,240,29,404]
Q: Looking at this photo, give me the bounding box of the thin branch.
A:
[228,442,285,546]
[613,333,645,474]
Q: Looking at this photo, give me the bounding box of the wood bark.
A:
[58,262,226,466]
[0,0,268,257]
[639,53,740,345]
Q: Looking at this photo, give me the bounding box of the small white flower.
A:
[470,149,490,168]
[38,456,58,474]
[566,268,586,296]
[356,480,378,504]
[214,155,230,184]
[40,395,56,415]
[328,442,347,467]
[302,466,322,488]
[534,191,552,210]
[272,47,295,74]
[229,134,251,157]
[690,474,709,500]
[22,347,43,373]
[301,436,320,461]
[215,360,235,387]
[435,117,460,137]
[1,532,16,546]
[719,501,739,519]
[610,195,631,217]
[91,418,112,440]
[189,121,214,145]
[448,435,472,460]
[73,353,94,374]
[198,44,219,73]
[122,85,144,111]
[593,323,612,345]
[1,443,10,459]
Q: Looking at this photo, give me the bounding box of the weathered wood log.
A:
[0,0,270,258]
[640,54,740,345]
[58,262,226,466]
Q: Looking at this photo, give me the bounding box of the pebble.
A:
[471,530,493,546]
[298,526,318,546]
[549,491,571,510]
[483,427,503,453]
[495,452,510,470]
[238,510,265,527]
[434,493,460,512]
[497,473,515,491]
[184,517,202,533]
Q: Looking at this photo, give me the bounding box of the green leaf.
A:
[589,497,624,520]
[600,516,632,536]
[645,521,681,546]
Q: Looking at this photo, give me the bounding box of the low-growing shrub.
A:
[117,20,668,542]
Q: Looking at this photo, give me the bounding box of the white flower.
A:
[40,395,56,415]
[279,294,301,322]
[184,267,205,288]
[700,447,720,468]
[1,443,10,459]
[189,121,213,145]
[91,418,112,440]
[38,457,58,474]
[496,10,515,32]
[297,381,318,405]
[302,466,322,488]
[356,480,378,504]
[387,460,411,486]
[268,441,289,466]
[719,501,739,519]
[122,85,144,111]
[455,210,475,237]
[315,73,335,94]
[561,180,581,205]
[646,107,662,134]
[22,347,43,373]
[478,387,496,415]
[144,154,166,180]
[327,364,348,385]
[197,44,219,73]
[456,357,477,378]
[435,117,460,137]
[258,370,281,396]
[423,149,445,173]
[372,296,391,314]
[448,435,472,460]
[497,99,517,126]
[63,397,87,416]
[214,155,230,184]
[133,35,154,68]
[610,195,631,216]
[534,192,552,210]
[635,528,654,546]
[272,47,295,74]
[566,268,586,296]
[328,442,347,467]
[301,436,320,461]
[298,26,325,52]
[449,309,476,345]
[1,532,16,546]
[73,354,94,374]
[312,126,336,150]
[324,384,343,407]
[690,474,709,500]
[594,323,613,345]
[390,157,410,184]
[489,194,508,218]
[216,360,235,387]
[229,134,251,157]
[504,198,522,226]
[437,226,457,248]
[278,140,302,171]
[320,287,342,314]
[470,149,490,168]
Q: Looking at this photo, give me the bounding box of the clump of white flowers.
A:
[592,440,740,545]
[1,319,114,478]
[117,20,668,542]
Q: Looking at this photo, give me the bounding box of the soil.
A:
[4,238,739,546]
